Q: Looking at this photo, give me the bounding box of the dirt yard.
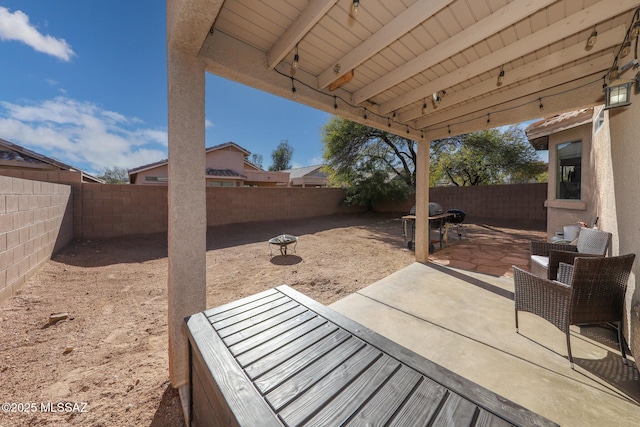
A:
[0,213,418,426]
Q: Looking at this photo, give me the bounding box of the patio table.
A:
[185,285,558,426]
[268,234,297,256]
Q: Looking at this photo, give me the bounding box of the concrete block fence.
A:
[0,176,73,303]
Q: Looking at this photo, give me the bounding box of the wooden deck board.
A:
[303,355,401,427]
[345,365,422,427]
[250,329,351,389]
[186,285,558,427]
[228,312,321,357]
[222,305,309,346]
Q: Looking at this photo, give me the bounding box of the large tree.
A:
[249,153,263,169]
[268,140,293,171]
[322,117,416,207]
[99,166,129,184]
[430,126,546,186]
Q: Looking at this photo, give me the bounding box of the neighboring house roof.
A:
[205,141,251,156]
[0,137,103,183]
[525,108,594,150]
[128,141,254,175]
[283,165,326,179]
[206,168,246,178]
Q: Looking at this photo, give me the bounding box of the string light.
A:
[422,98,428,114]
[291,77,297,100]
[621,40,632,58]
[387,118,391,128]
[448,125,451,135]
[432,92,441,108]
[351,0,359,17]
[586,26,598,50]
[497,65,505,86]
[290,44,299,76]
[406,125,410,134]
[363,108,367,120]
[538,98,544,111]
[333,95,338,109]
[487,113,491,124]
[632,20,640,38]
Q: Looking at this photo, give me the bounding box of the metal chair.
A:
[530,227,611,280]
[513,253,635,369]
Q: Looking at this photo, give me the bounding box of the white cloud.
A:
[0,97,167,171]
[0,7,74,61]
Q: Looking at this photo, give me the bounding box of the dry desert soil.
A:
[0,213,417,426]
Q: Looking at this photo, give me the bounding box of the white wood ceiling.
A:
[182,0,640,139]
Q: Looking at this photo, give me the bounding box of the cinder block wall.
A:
[430,183,547,227]
[206,187,362,226]
[0,176,73,303]
[80,184,168,238]
[374,183,547,227]
[79,185,362,239]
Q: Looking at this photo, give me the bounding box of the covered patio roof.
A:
[171,0,638,140]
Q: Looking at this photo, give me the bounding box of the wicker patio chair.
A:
[513,253,636,369]
[530,227,612,280]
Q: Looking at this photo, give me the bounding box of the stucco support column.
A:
[167,47,206,388]
[415,140,430,263]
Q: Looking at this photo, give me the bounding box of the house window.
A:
[593,106,605,134]
[556,141,581,200]
[145,176,168,182]
[209,181,234,187]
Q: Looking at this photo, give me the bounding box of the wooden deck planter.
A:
[185,285,557,426]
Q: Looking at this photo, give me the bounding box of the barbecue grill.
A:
[403,203,445,252]
[445,209,467,239]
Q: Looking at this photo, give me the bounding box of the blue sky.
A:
[0,1,332,175]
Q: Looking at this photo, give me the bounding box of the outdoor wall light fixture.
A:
[601,7,640,109]
[605,79,633,109]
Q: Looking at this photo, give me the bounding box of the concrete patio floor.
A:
[330,259,640,426]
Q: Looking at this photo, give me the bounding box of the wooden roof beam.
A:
[419,54,613,130]
[316,0,455,90]
[266,0,338,70]
[398,25,624,125]
[379,0,638,115]
[352,0,557,104]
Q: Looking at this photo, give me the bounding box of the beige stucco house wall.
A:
[128,141,289,187]
[526,109,597,239]
[529,103,640,360]
[599,100,640,360]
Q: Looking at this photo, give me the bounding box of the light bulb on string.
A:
[621,41,632,58]
[422,99,428,114]
[538,98,544,111]
[291,78,297,100]
[290,45,299,76]
[585,27,598,50]
[631,20,640,39]
[351,0,359,17]
[497,66,505,86]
